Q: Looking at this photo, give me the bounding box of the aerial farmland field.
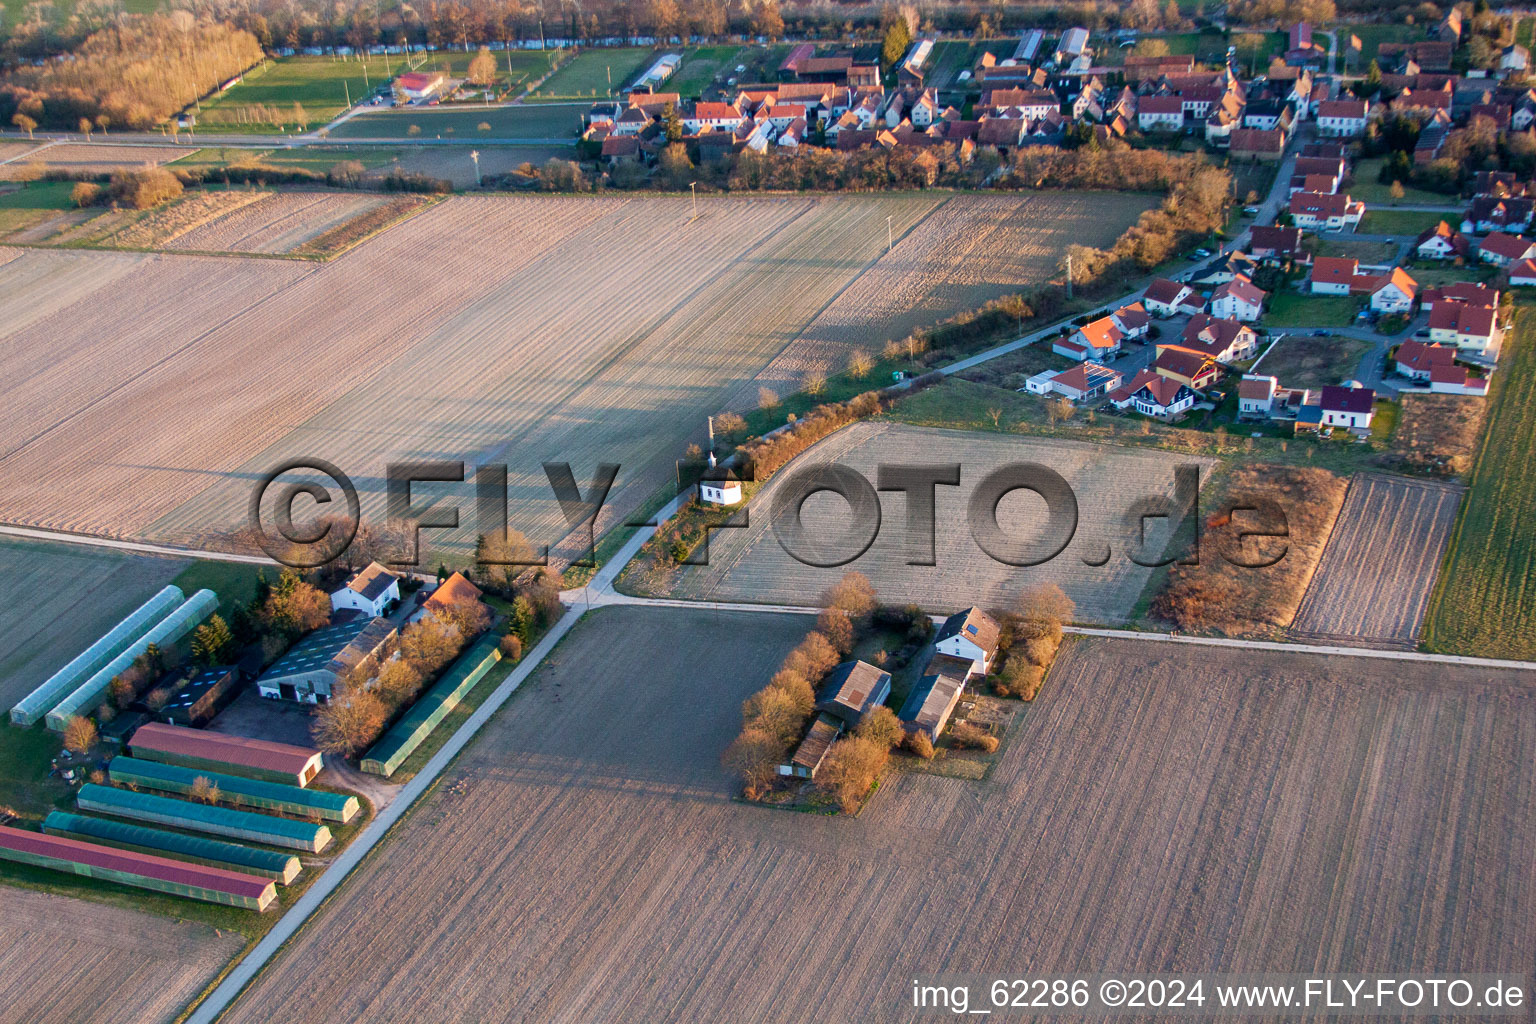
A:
[326,103,585,140]
[525,47,656,100]
[0,888,243,1024]
[214,609,1536,1024]
[0,538,186,711]
[1291,474,1463,647]
[0,191,1146,566]
[629,422,1214,623]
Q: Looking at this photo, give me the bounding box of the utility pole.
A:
[345,80,351,109]
[1065,251,1073,300]
[887,214,892,252]
[690,181,697,219]
[471,150,481,186]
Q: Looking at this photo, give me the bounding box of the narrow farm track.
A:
[1290,474,1464,647]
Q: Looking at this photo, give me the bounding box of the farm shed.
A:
[160,666,241,727]
[45,589,218,732]
[898,659,970,741]
[256,616,397,704]
[108,757,359,824]
[42,810,301,884]
[129,721,324,787]
[0,825,276,911]
[814,661,892,728]
[10,585,185,726]
[76,784,332,853]
[361,634,503,777]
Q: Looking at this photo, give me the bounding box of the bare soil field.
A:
[218,609,1536,1024]
[632,422,1214,623]
[100,189,269,249]
[1291,474,1463,648]
[164,191,388,253]
[366,145,572,187]
[0,193,1138,563]
[740,191,1153,404]
[0,143,190,179]
[0,887,242,1024]
[0,538,187,710]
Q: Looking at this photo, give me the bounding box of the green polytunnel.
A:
[76,783,331,853]
[361,634,503,777]
[107,756,358,823]
[42,810,302,884]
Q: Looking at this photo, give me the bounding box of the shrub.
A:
[499,633,523,661]
[723,727,783,800]
[822,572,877,621]
[109,167,182,210]
[767,670,814,708]
[70,181,101,207]
[904,730,935,759]
[815,609,855,655]
[1021,633,1060,668]
[783,632,841,681]
[993,659,1044,700]
[949,721,998,753]
[62,715,97,753]
[742,685,813,748]
[854,705,904,751]
[816,735,887,813]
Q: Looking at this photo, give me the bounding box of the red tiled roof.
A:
[130,723,321,778]
[1310,256,1360,285]
[0,826,273,900]
[1317,99,1367,119]
[1397,340,1456,372]
[1139,95,1185,114]
[1481,231,1534,260]
[1143,278,1187,304]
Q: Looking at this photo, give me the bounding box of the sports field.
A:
[198,55,396,131]
[635,422,1214,624]
[213,609,1536,1024]
[0,191,1145,566]
[525,47,655,100]
[326,103,584,140]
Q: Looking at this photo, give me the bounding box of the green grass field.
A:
[0,181,76,234]
[1358,208,1449,238]
[1424,303,1536,658]
[171,145,407,172]
[525,47,656,101]
[666,45,745,98]
[1349,158,1462,206]
[1262,291,1364,327]
[326,104,583,140]
[196,55,400,132]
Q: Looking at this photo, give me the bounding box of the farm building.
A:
[415,572,483,623]
[814,661,891,727]
[393,71,445,102]
[0,825,276,911]
[898,657,971,741]
[256,616,396,704]
[45,589,218,732]
[129,722,324,787]
[780,712,842,779]
[108,757,359,823]
[331,561,400,618]
[77,784,332,853]
[159,666,240,727]
[933,607,1001,676]
[10,585,185,726]
[42,811,301,884]
[361,633,503,777]
[632,53,682,92]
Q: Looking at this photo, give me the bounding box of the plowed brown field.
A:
[165,191,390,253]
[0,888,242,1024]
[0,192,1148,564]
[216,608,1536,1024]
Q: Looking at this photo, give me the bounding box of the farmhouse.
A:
[331,561,399,619]
[814,660,891,727]
[128,722,324,787]
[1137,95,1185,132]
[414,571,483,623]
[897,658,970,742]
[1415,221,1471,260]
[256,616,397,704]
[1142,278,1194,317]
[933,607,1000,676]
[1478,231,1536,267]
[1209,274,1266,321]
[1228,128,1286,161]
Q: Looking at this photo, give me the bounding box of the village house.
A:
[1108,370,1197,419]
[1137,94,1185,132]
[1025,362,1123,402]
[1054,315,1123,362]
[1316,98,1369,136]
[1141,278,1196,317]
[410,571,483,624]
[1250,226,1306,260]
[1479,231,1536,267]
[1170,314,1261,363]
[1395,340,1490,395]
[1238,374,1278,418]
[932,607,1001,676]
[1420,281,1498,312]
[1309,255,1359,295]
[1209,274,1266,321]
[330,562,399,619]
[1429,301,1503,358]
[393,70,445,103]
[1228,127,1286,161]
[1510,257,1536,285]
[1415,221,1472,260]
[1111,301,1151,339]
[1463,195,1534,234]
[1370,267,1418,313]
[1308,259,1417,312]
[1154,347,1221,391]
[1289,191,1366,230]
[1296,385,1375,433]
